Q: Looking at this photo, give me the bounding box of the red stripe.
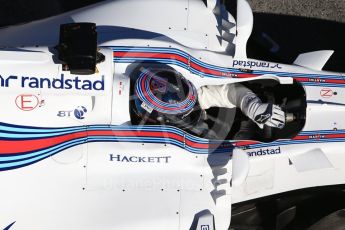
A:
[190,62,224,76]
[0,131,88,154]
[115,51,262,79]
[325,133,345,138]
[295,78,345,84]
[185,139,209,149]
[232,141,259,147]
[115,51,345,85]
[292,135,309,140]
[324,79,345,84]
[88,130,210,149]
[114,52,188,64]
[2,127,345,155]
[87,130,185,142]
[294,78,309,82]
[236,73,259,78]
[0,130,187,154]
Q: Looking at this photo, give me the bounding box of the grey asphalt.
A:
[250,0,345,23]
[246,0,345,72]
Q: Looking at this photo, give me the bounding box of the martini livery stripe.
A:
[1,122,345,171]
[113,46,345,86]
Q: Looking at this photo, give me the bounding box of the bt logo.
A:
[57,106,88,120]
[74,106,88,119]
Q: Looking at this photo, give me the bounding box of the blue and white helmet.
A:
[133,67,200,127]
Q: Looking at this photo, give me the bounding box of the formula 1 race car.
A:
[1,0,345,229]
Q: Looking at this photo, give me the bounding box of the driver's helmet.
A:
[133,68,199,128]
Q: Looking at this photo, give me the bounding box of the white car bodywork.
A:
[0,0,344,229]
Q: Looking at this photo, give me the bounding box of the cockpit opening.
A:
[129,64,306,143]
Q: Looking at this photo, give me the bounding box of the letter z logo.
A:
[320,88,333,98]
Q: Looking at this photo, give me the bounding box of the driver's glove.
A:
[225,84,286,129]
[251,103,285,129]
[198,83,286,129]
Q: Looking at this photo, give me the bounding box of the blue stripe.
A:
[0,138,87,170]
[246,137,345,149]
[0,129,85,139]
[113,46,344,86]
[112,46,190,59]
[0,123,85,134]
[0,138,86,162]
[2,120,345,171]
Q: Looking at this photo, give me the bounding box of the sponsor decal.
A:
[221,72,238,77]
[247,147,281,157]
[233,60,282,69]
[320,88,333,98]
[57,110,73,117]
[15,94,43,111]
[308,134,325,139]
[74,106,88,120]
[0,75,17,87]
[308,78,325,83]
[110,154,171,163]
[0,74,104,91]
[57,106,88,120]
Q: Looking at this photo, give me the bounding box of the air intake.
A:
[57,23,97,75]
